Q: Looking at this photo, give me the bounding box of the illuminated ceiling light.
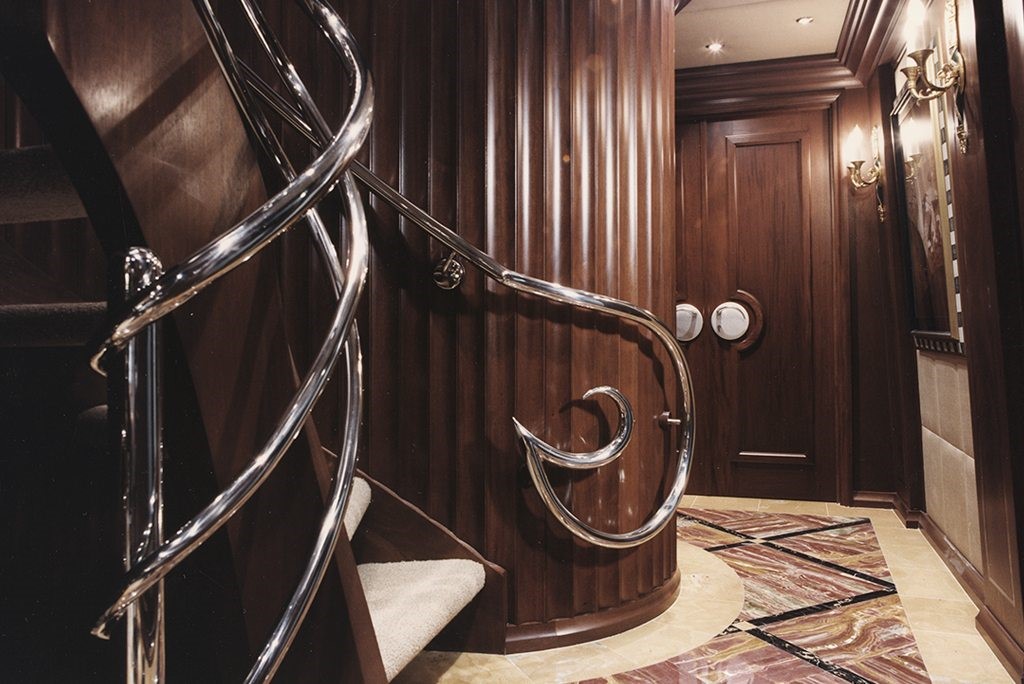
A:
[796,16,814,25]
[705,41,724,53]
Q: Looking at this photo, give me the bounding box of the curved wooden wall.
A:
[329,0,680,647]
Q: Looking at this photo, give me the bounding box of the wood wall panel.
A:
[314,0,680,643]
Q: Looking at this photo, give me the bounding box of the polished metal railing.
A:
[94,0,695,680]
[237,39,697,550]
[90,2,372,682]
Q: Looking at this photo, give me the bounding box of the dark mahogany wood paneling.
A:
[324,0,680,648]
[948,0,1024,677]
[679,111,844,501]
[836,80,924,511]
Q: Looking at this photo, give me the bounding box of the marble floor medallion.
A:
[582,510,930,683]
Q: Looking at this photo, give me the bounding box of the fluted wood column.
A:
[339,0,679,649]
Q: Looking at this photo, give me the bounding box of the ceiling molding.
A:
[676,0,900,119]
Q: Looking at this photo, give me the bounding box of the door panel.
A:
[680,111,840,501]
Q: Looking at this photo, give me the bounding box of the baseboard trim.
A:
[917,511,1023,681]
[976,604,1024,682]
[917,511,985,602]
[851,490,922,528]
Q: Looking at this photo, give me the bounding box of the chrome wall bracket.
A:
[432,252,465,290]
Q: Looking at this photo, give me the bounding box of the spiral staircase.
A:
[0,1,694,681]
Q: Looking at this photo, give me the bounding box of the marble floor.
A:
[394,496,1012,683]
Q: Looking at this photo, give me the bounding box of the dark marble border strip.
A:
[746,588,896,628]
[762,518,871,542]
[747,628,874,684]
[762,541,896,589]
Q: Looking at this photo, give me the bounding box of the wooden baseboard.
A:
[976,604,1024,683]
[851,490,922,528]
[917,511,985,602]
[504,570,681,653]
[917,512,1024,682]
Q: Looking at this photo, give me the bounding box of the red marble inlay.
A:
[766,594,929,683]
[714,543,885,620]
[772,524,892,580]
[679,508,861,539]
[676,517,745,549]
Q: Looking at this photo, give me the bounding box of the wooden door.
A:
[679,111,843,501]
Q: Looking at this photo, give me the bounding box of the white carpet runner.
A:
[358,558,486,680]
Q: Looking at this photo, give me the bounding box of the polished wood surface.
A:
[835,81,924,512]
[329,0,680,645]
[944,0,1024,676]
[679,111,844,501]
[0,1,364,678]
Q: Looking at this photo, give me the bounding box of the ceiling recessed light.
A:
[796,16,814,25]
[705,41,724,53]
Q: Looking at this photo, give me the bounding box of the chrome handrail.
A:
[234,68,696,547]
[241,20,696,547]
[348,163,696,549]
[92,7,372,684]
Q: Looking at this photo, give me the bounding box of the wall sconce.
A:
[900,116,927,183]
[845,125,886,223]
[900,0,968,153]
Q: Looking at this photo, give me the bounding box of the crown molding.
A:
[676,0,901,119]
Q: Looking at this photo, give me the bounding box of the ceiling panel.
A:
[676,0,851,69]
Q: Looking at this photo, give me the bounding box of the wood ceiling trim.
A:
[676,0,900,118]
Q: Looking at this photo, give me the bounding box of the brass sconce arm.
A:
[900,48,963,101]
[848,158,882,189]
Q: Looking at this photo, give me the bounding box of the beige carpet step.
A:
[343,476,371,540]
[358,559,486,681]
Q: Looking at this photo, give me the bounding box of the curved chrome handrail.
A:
[92,2,372,662]
[349,163,696,549]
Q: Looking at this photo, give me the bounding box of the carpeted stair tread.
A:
[343,476,370,540]
[0,301,106,347]
[358,558,485,681]
[0,145,86,224]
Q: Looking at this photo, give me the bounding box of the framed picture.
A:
[892,39,964,354]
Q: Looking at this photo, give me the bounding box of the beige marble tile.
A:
[889,560,971,601]
[394,651,531,684]
[825,503,903,528]
[914,629,1014,683]
[757,499,832,515]
[934,355,965,451]
[509,642,634,683]
[962,455,984,569]
[901,595,980,636]
[688,495,761,511]
[957,360,975,457]
[922,427,944,525]
[917,351,940,435]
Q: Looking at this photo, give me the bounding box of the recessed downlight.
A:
[796,16,814,25]
[705,41,724,53]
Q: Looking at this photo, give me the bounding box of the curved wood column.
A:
[337,0,679,649]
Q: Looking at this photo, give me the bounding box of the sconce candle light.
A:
[845,125,886,222]
[899,0,968,153]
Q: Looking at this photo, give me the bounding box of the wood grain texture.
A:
[324,0,680,646]
[679,112,844,501]
[946,0,1024,676]
[836,81,924,506]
